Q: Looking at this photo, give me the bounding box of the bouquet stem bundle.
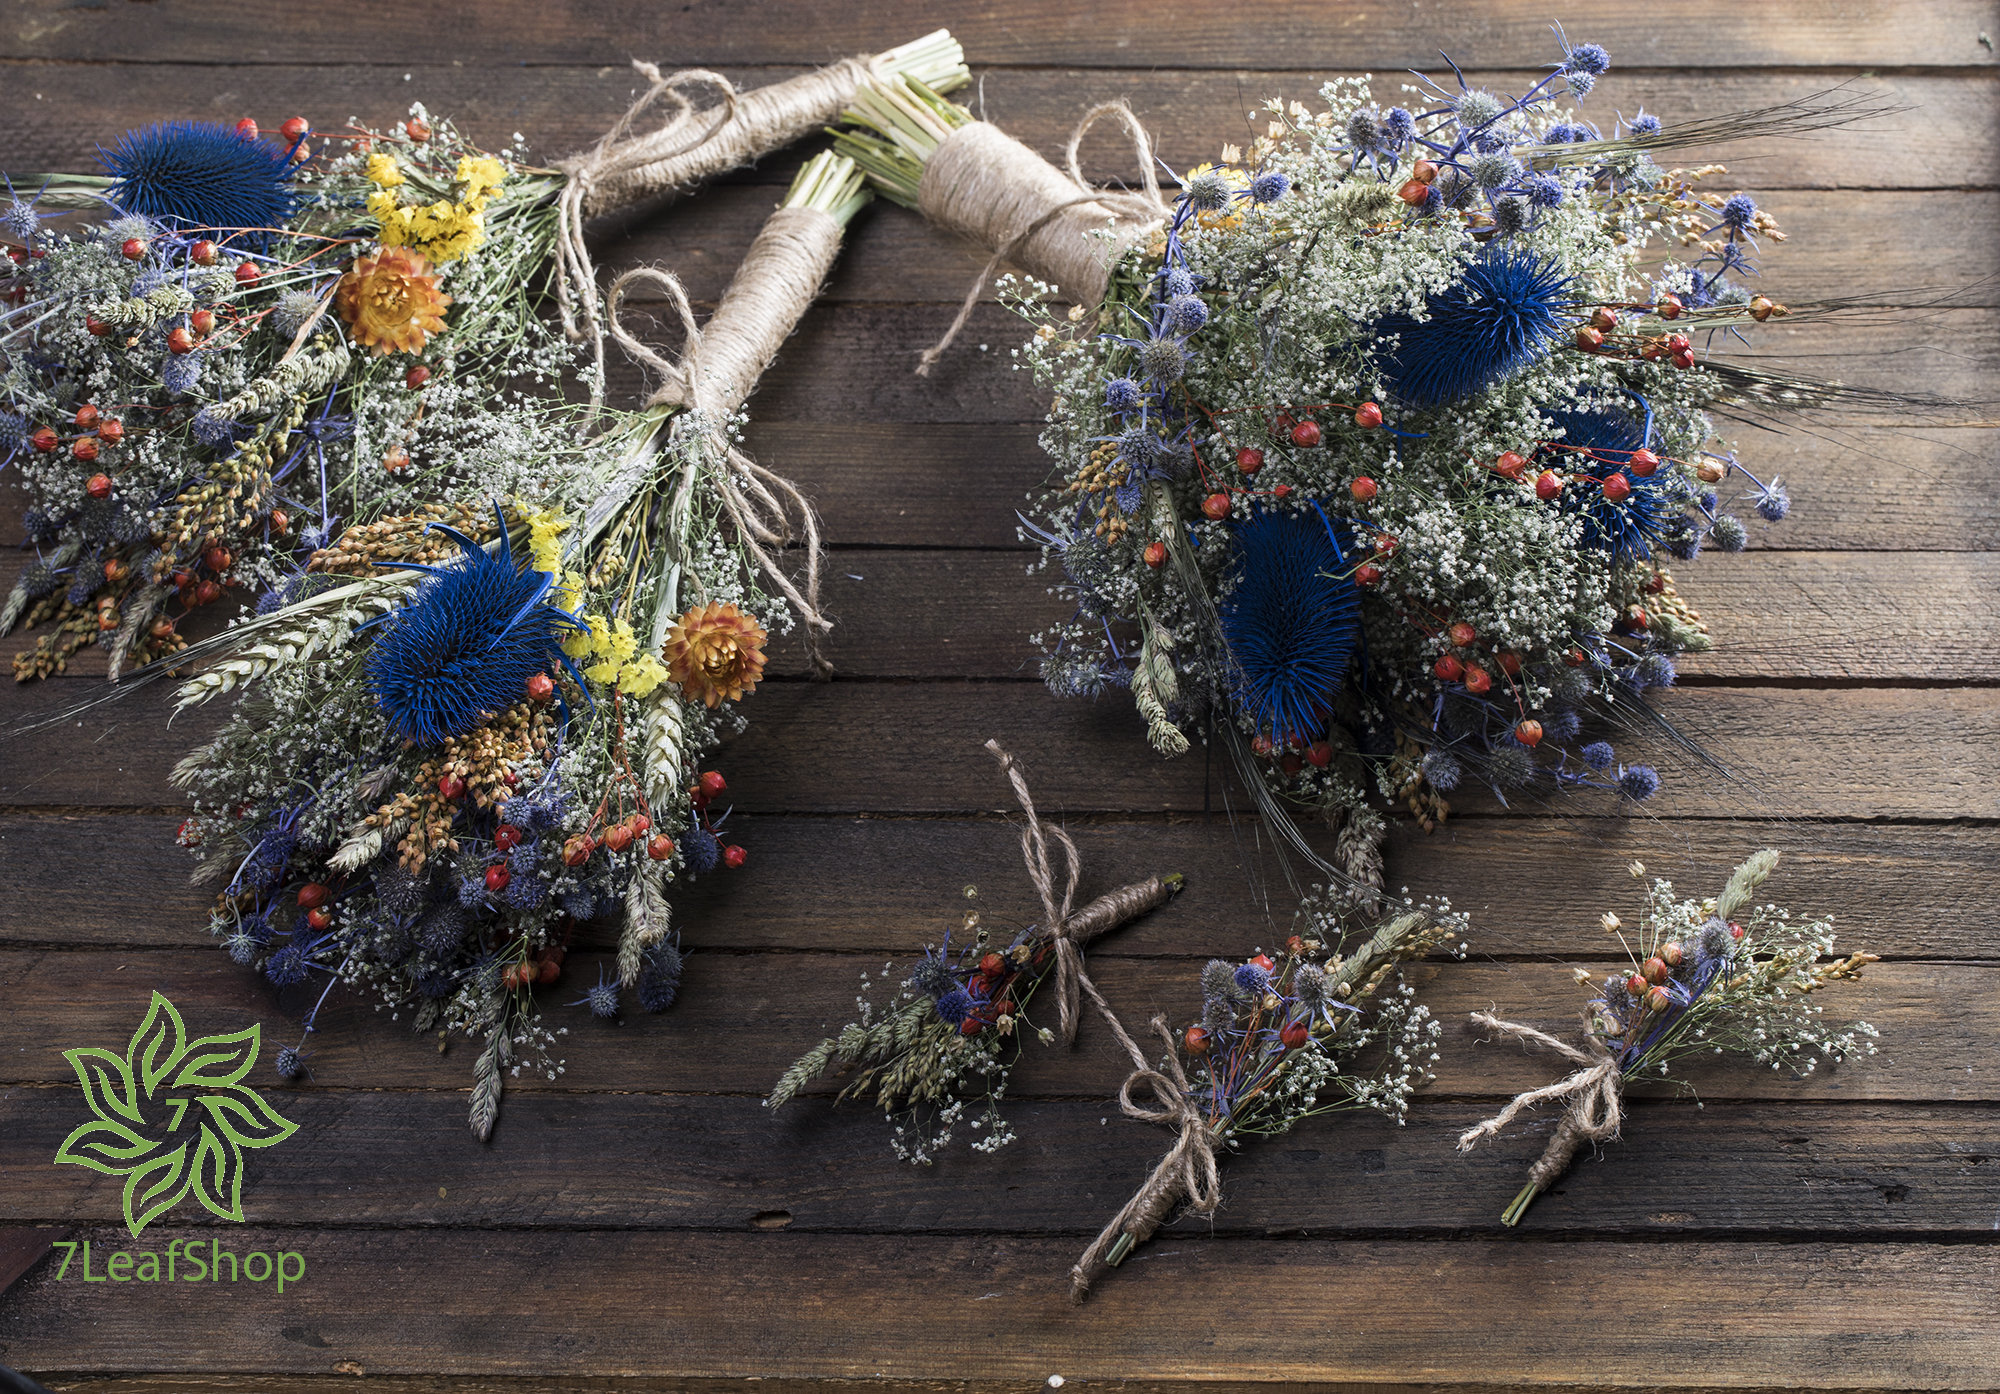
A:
[1459,851,1878,1224]
[833,76,1168,373]
[165,154,869,1139]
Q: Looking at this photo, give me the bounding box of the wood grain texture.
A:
[1,1228,1996,1385]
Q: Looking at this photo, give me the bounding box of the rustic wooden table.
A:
[2,1,1997,1388]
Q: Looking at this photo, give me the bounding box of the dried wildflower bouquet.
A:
[166,154,870,1139]
[1,32,967,681]
[1460,849,1877,1225]
[1071,891,1464,1298]
[995,34,1906,869]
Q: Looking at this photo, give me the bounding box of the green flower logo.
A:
[54,992,298,1237]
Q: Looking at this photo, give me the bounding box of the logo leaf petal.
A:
[128,992,189,1097]
[186,1124,245,1223]
[173,1025,261,1090]
[64,1045,141,1125]
[197,1086,299,1152]
[53,1117,158,1175]
[119,1143,194,1238]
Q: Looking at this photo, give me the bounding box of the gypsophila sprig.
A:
[1458,849,1878,1225]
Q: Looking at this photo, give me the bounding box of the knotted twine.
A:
[1068,992,1221,1303]
[554,52,893,406]
[914,101,1170,375]
[1456,1011,1625,1206]
[983,740,1176,1048]
[603,205,842,676]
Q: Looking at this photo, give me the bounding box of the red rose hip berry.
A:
[1200,491,1232,520]
[1353,401,1383,429]
[1349,476,1377,502]
[723,844,748,869]
[1289,419,1321,447]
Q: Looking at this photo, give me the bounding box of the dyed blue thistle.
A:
[1103,376,1142,413]
[1368,248,1571,407]
[1164,293,1209,336]
[1419,184,1444,214]
[933,987,975,1026]
[19,563,60,598]
[1218,508,1361,744]
[1564,42,1612,75]
[455,873,486,908]
[1619,765,1661,800]
[503,870,546,911]
[1249,170,1290,203]
[1756,482,1791,522]
[362,513,583,746]
[418,904,469,957]
[1346,111,1386,153]
[161,351,202,396]
[571,968,621,1020]
[375,867,425,919]
[681,824,720,876]
[637,941,683,1012]
[1717,194,1757,233]
[1580,741,1616,771]
[223,930,261,965]
[1537,407,1676,561]
[1523,173,1565,208]
[100,121,298,237]
[1661,517,1701,561]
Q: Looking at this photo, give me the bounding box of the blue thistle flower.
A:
[417,904,469,957]
[1619,765,1661,800]
[191,406,238,446]
[637,941,683,1013]
[19,563,60,598]
[1183,170,1232,211]
[0,412,28,453]
[1249,170,1290,203]
[1383,108,1416,144]
[264,937,314,987]
[1469,151,1521,190]
[1232,963,1269,995]
[1486,743,1535,789]
[415,970,455,999]
[571,968,621,1020]
[375,866,426,919]
[1490,197,1528,236]
[1537,407,1676,561]
[1580,741,1616,771]
[1346,110,1385,152]
[274,1046,305,1080]
[1218,508,1362,744]
[1626,111,1662,139]
[1756,481,1791,522]
[2,199,40,244]
[1367,248,1571,407]
[1565,42,1612,75]
[1103,376,1142,413]
[1542,708,1583,743]
[1164,293,1209,336]
[1162,267,1197,298]
[1544,121,1592,144]
[161,350,202,396]
[503,870,546,911]
[1565,71,1597,99]
[1661,517,1701,561]
[1636,653,1677,689]
[223,930,261,965]
[1454,91,1504,131]
[1138,336,1187,384]
[362,511,583,746]
[933,988,975,1026]
[1717,194,1757,234]
[1523,173,1565,208]
[911,948,959,999]
[100,121,297,237]
[1711,514,1749,552]
[1201,959,1239,1000]
[238,824,298,893]
[1421,749,1463,791]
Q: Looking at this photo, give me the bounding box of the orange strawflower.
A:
[335,247,450,355]
[662,601,767,707]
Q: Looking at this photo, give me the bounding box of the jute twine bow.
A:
[914,100,1170,376]
[1069,993,1221,1303]
[604,213,841,675]
[1457,1011,1625,1202]
[555,54,884,411]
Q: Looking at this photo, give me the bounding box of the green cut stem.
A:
[876,28,970,96]
[783,150,871,226]
[830,74,974,207]
[1500,1180,1542,1227]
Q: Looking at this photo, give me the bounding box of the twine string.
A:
[1456,1011,1625,1193]
[914,99,1169,376]
[604,223,839,676]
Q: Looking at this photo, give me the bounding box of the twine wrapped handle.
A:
[915,100,1169,376]
[984,739,1176,1046]
[1069,995,1221,1303]
[605,250,837,678]
[1457,1011,1625,1225]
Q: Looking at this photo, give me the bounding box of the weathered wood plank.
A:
[2,1227,1995,1385]
[6,64,1993,193]
[0,950,1959,1101]
[1,1087,1990,1238]
[8,3,1995,71]
[6,814,1992,959]
[5,681,1998,817]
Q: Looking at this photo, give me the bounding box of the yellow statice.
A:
[456,156,506,199]
[366,153,509,263]
[525,508,570,576]
[365,153,406,188]
[615,652,669,697]
[561,611,663,692]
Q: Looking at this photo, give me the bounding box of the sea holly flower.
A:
[54,992,298,1237]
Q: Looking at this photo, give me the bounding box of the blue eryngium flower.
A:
[1367,248,1571,407]
[100,121,297,237]
[1219,508,1362,745]
[363,511,583,746]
